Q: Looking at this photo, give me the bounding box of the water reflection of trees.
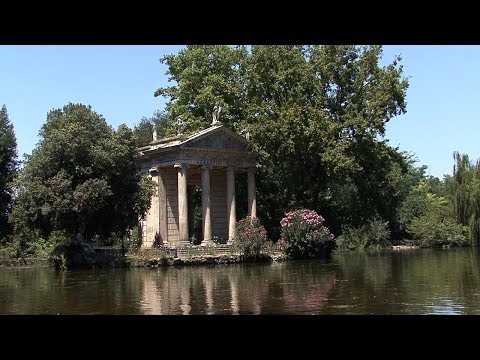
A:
[0,268,55,314]
[327,248,480,314]
[325,251,399,314]
[0,268,145,314]
[392,248,480,314]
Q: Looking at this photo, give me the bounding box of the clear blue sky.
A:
[0,45,479,179]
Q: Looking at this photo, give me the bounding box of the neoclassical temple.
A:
[136,116,256,248]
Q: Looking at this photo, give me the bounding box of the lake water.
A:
[1,247,480,315]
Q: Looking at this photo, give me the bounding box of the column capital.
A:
[149,167,158,175]
[201,165,213,170]
[174,163,189,169]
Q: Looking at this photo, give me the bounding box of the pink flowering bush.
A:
[234,216,269,259]
[280,209,335,258]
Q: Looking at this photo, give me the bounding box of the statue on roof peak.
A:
[211,105,222,125]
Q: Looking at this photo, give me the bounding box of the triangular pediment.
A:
[181,125,248,152]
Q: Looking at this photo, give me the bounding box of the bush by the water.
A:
[234,217,269,259]
[336,218,391,250]
[408,215,468,248]
[0,230,65,267]
[280,209,335,259]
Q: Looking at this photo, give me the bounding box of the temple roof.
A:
[136,123,256,171]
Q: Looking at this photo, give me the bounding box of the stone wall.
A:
[211,168,228,241]
[141,168,178,248]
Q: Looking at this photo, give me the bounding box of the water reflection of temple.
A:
[138,262,337,315]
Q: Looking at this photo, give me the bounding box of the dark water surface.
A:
[1,248,480,314]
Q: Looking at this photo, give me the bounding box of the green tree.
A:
[155,45,248,136]
[398,180,431,234]
[407,189,468,247]
[395,171,468,247]
[133,110,169,147]
[155,45,409,239]
[0,105,18,241]
[394,158,444,233]
[11,103,155,249]
[452,151,480,245]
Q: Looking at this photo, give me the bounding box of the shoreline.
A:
[0,244,459,269]
[127,252,288,268]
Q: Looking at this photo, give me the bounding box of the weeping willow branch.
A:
[452,151,480,245]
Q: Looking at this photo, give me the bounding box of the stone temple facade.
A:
[135,123,256,248]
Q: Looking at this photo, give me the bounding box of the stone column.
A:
[175,163,189,246]
[247,167,257,219]
[188,186,194,242]
[201,166,212,244]
[146,168,159,248]
[157,168,167,246]
[227,166,236,243]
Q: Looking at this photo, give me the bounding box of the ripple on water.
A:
[424,297,465,315]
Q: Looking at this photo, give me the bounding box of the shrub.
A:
[0,230,69,267]
[124,227,142,250]
[234,217,269,259]
[0,243,19,266]
[280,209,335,259]
[408,214,468,248]
[336,218,391,251]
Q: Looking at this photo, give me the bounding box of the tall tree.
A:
[11,103,154,247]
[155,45,248,136]
[452,151,480,245]
[0,105,18,240]
[155,45,409,239]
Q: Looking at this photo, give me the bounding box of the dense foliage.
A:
[0,105,18,241]
[234,216,269,259]
[10,103,155,253]
[396,180,467,247]
[336,219,391,250]
[451,151,480,245]
[154,45,410,240]
[280,209,335,258]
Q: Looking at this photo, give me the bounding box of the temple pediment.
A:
[136,124,255,171]
[181,125,248,152]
